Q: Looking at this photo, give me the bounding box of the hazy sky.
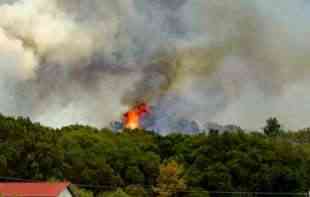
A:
[0,0,309,131]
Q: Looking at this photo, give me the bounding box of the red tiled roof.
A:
[0,182,71,197]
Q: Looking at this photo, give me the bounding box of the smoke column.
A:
[0,0,310,131]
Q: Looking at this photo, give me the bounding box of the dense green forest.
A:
[1,114,310,196]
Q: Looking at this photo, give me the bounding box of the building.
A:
[0,182,73,197]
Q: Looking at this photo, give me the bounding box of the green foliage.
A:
[154,160,186,197]
[70,185,94,197]
[124,166,144,185]
[125,185,148,197]
[1,114,310,195]
[263,117,283,137]
[183,188,209,197]
[99,188,131,197]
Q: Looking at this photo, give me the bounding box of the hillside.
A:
[1,114,310,196]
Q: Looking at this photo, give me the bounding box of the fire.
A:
[123,103,150,129]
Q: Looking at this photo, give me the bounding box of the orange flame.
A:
[123,103,150,129]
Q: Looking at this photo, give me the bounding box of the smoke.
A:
[0,0,309,131]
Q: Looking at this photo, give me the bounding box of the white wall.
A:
[58,188,73,197]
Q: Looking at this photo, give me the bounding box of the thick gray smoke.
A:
[0,0,310,131]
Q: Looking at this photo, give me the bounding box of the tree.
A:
[183,188,210,197]
[124,166,145,185]
[2,113,310,194]
[154,160,186,197]
[99,188,131,197]
[125,185,148,197]
[263,117,282,136]
[70,185,94,197]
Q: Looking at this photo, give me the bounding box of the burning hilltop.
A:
[113,102,242,134]
[111,102,202,133]
[123,103,151,129]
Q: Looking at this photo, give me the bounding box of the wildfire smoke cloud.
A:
[0,0,310,131]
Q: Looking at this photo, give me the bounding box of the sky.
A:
[0,0,309,131]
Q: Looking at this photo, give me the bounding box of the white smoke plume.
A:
[0,0,309,131]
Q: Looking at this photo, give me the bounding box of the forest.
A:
[1,114,310,196]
